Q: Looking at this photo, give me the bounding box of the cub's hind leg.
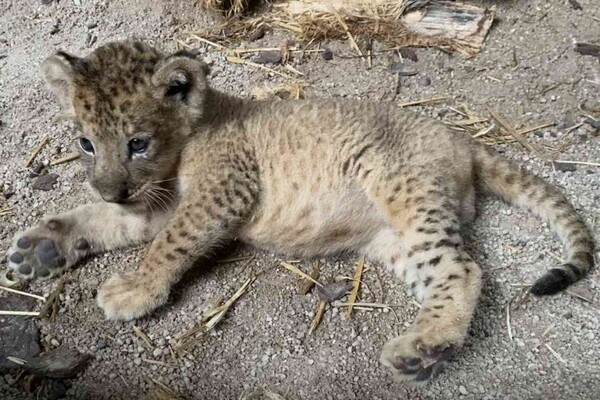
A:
[368,177,482,382]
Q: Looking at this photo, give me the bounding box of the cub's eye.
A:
[129,138,149,155]
[79,138,95,155]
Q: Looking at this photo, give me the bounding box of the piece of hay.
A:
[133,325,154,349]
[0,310,40,316]
[0,285,46,302]
[308,301,326,335]
[280,261,323,287]
[345,256,365,319]
[299,260,321,294]
[23,136,49,169]
[0,208,14,217]
[199,0,254,16]
[39,278,65,320]
[50,153,79,166]
[147,378,185,400]
[175,277,255,351]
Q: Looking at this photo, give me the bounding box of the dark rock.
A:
[41,0,54,4]
[0,296,41,373]
[252,51,282,65]
[21,346,92,379]
[389,62,418,76]
[574,42,600,59]
[419,76,432,86]
[552,161,577,172]
[399,48,418,62]
[49,21,60,35]
[248,26,266,42]
[316,281,353,303]
[3,187,15,199]
[322,49,334,61]
[96,339,107,350]
[28,162,46,178]
[583,117,600,130]
[568,0,583,10]
[32,173,58,191]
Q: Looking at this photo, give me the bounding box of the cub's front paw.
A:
[380,332,455,383]
[96,272,168,321]
[6,218,90,281]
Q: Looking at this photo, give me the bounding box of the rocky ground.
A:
[0,0,599,399]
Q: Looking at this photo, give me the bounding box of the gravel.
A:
[0,0,599,399]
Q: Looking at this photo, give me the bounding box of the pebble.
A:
[389,62,418,76]
[419,76,431,86]
[322,49,334,61]
[32,173,59,191]
[459,385,468,395]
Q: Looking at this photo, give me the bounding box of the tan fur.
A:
[5,41,595,382]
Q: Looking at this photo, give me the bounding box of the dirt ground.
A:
[1,0,599,399]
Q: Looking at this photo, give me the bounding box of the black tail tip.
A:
[530,268,572,296]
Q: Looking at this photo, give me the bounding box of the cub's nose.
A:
[100,187,129,203]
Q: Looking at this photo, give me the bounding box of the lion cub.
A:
[5,41,594,382]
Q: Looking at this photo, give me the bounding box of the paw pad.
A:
[17,237,31,249]
[6,222,86,281]
[34,239,64,268]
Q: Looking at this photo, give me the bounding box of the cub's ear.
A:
[40,51,84,119]
[151,51,210,112]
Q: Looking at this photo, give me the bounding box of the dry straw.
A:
[194,1,496,58]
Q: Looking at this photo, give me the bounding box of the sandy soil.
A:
[1,0,599,399]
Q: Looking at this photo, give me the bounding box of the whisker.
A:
[148,187,169,214]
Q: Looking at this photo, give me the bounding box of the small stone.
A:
[568,0,583,10]
[252,51,282,65]
[585,332,595,340]
[50,338,60,347]
[22,346,91,379]
[418,76,431,86]
[389,62,418,76]
[316,281,352,303]
[574,42,600,59]
[322,49,333,61]
[552,161,577,172]
[152,348,162,358]
[96,339,107,350]
[28,162,46,178]
[399,48,418,62]
[459,385,468,395]
[49,21,60,35]
[584,117,600,130]
[87,21,98,29]
[3,188,15,199]
[32,173,59,191]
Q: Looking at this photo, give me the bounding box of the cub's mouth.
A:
[124,180,177,210]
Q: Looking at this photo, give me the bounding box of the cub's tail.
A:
[472,143,595,295]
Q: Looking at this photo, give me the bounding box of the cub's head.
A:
[41,41,210,203]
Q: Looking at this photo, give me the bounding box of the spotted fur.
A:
[5,41,595,383]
